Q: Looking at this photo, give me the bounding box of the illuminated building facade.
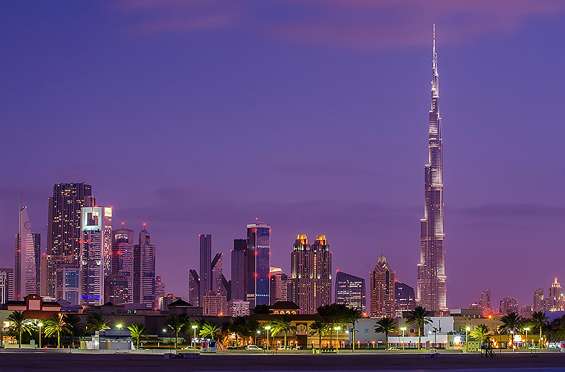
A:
[548,277,564,311]
[335,271,366,312]
[417,26,447,313]
[395,281,416,314]
[533,288,545,312]
[246,223,271,307]
[136,228,156,308]
[199,234,212,305]
[47,183,94,298]
[289,234,332,314]
[230,239,247,301]
[15,206,37,300]
[105,228,134,304]
[499,296,519,315]
[202,292,228,316]
[479,289,492,315]
[270,266,289,304]
[0,268,15,304]
[79,206,112,306]
[188,269,200,306]
[370,256,396,318]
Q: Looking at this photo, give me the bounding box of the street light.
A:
[38,322,44,349]
[333,326,342,350]
[400,327,407,350]
[465,326,471,352]
[255,329,260,345]
[523,327,530,349]
[264,325,271,351]
[116,323,123,330]
[191,324,198,348]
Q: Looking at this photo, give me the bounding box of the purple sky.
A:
[2,0,565,308]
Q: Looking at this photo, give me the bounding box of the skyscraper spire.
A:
[417,25,447,313]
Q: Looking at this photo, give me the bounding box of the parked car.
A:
[245,345,263,351]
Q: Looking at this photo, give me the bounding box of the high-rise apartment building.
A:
[47,183,94,298]
[202,292,228,316]
[230,239,247,301]
[39,252,48,296]
[79,206,112,306]
[499,296,519,314]
[479,289,492,315]
[199,234,212,303]
[0,268,15,304]
[105,228,134,305]
[533,288,546,312]
[15,206,37,300]
[417,26,447,313]
[211,252,223,294]
[370,256,396,318]
[335,271,366,312]
[549,277,564,311]
[394,281,416,314]
[270,267,289,304]
[289,234,332,314]
[136,229,156,308]
[246,223,271,307]
[188,269,200,306]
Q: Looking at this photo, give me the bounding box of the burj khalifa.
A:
[417,25,447,313]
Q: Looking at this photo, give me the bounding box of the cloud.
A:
[113,0,565,49]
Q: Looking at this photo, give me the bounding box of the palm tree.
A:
[342,308,362,351]
[127,323,145,350]
[531,311,547,348]
[406,306,431,349]
[65,314,82,348]
[167,315,185,350]
[309,319,329,349]
[374,317,396,349]
[499,312,522,347]
[199,322,221,340]
[470,324,490,344]
[7,311,32,348]
[44,313,71,348]
[270,318,295,349]
[86,313,110,334]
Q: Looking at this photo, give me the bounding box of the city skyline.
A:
[3,2,565,308]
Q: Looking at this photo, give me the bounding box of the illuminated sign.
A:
[82,207,102,231]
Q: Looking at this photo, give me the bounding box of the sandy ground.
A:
[1,351,565,371]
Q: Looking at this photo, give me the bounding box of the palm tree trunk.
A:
[19,329,22,348]
[57,331,61,348]
[352,320,356,351]
[385,331,389,349]
[418,328,421,350]
[284,332,287,349]
[539,328,542,348]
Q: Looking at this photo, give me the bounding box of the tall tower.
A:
[370,256,396,318]
[15,206,37,300]
[199,234,212,304]
[47,183,94,298]
[246,222,271,307]
[417,25,447,313]
[138,228,156,308]
[230,239,247,301]
[79,206,112,306]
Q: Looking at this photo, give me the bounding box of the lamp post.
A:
[523,327,530,349]
[191,324,198,348]
[255,329,260,346]
[333,326,342,350]
[465,326,471,352]
[38,322,43,349]
[400,327,407,351]
[264,325,271,351]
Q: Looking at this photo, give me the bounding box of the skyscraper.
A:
[417,25,447,313]
[395,281,416,314]
[270,267,289,304]
[211,252,223,294]
[370,256,396,318]
[15,206,37,300]
[79,206,112,306]
[199,234,212,304]
[33,233,40,295]
[230,239,247,301]
[335,271,366,312]
[246,222,271,307]
[548,277,564,311]
[188,269,200,306]
[499,296,519,314]
[105,228,134,304]
[479,289,492,315]
[47,183,94,298]
[289,234,332,314]
[0,268,15,304]
[137,228,156,308]
[533,288,545,312]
